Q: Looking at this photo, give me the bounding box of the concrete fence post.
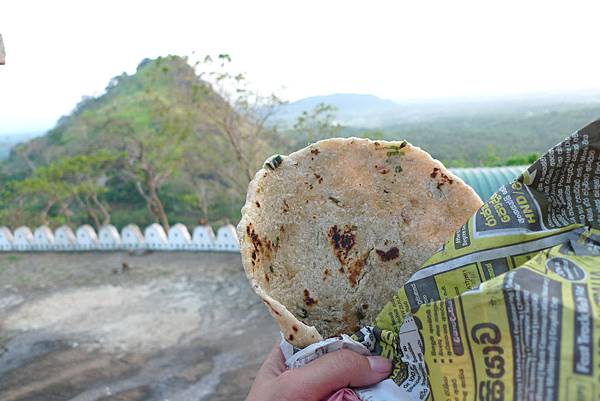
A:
[216,224,239,252]
[144,223,168,250]
[13,227,34,251]
[0,227,13,251]
[98,225,121,250]
[54,225,77,251]
[192,225,216,251]
[33,226,55,251]
[121,224,144,250]
[76,225,99,250]
[168,223,192,250]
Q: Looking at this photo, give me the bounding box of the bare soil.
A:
[0,252,278,401]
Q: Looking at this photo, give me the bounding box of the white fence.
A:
[0,223,240,252]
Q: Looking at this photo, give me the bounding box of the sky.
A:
[1,0,600,136]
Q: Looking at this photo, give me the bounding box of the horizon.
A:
[1,0,600,136]
[2,87,600,138]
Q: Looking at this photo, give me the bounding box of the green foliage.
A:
[1,151,120,228]
[478,149,540,167]
[504,152,540,166]
[0,55,283,229]
[348,107,599,167]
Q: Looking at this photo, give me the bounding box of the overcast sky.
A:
[1,0,599,136]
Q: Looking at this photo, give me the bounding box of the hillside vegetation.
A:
[1,55,598,230]
[349,105,600,166]
[0,55,286,229]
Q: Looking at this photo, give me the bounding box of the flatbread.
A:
[238,138,482,347]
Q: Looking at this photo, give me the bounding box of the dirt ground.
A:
[0,251,279,401]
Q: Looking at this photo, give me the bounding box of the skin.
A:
[246,343,392,401]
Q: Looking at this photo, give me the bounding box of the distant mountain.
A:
[275,93,399,127]
[276,91,600,128]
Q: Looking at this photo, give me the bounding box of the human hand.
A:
[246,342,392,401]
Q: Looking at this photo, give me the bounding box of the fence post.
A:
[33,226,55,251]
[13,227,33,251]
[144,223,168,250]
[168,223,192,250]
[98,225,121,250]
[192,225,216,250]
[76,225,99,250]
[216,224,239,252]
[0,227,13,251]
[121,224,144,250]
[54,225,77,251]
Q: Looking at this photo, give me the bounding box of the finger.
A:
[246,343,288,401]
[277,349,392,401]
[257,341,287,379]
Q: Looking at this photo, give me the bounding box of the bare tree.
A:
[14,142,37,172]
[121,137,178,231]
[194,54,283,194]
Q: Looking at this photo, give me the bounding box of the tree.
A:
[117,93,193,231]
[504,152,539,166]
[9,174,67,226]
[193,54,283,194]
[482,147,540,167]
[1,151,118,228]
[64,152,119,229]
[63,57,202,231]
[293,103,342,145]
[13,142,37,172]
[120,133,183,231]
[180,140,227,222]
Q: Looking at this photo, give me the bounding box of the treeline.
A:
[348,105,600,167]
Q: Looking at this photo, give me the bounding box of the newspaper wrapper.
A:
[282,119,600,400]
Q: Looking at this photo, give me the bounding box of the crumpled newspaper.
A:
[281,120,600,401]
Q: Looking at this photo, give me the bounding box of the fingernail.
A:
[367,356,392,374]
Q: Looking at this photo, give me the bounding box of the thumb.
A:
[278,349,392,401]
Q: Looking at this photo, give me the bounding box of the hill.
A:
[4,56,218,175]
[278,92,600,128]
[0,55,279,230]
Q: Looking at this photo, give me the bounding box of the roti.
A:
[238,138,482,347]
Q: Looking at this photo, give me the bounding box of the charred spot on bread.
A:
[303,289,318,306]
[375,247,399,262]
[328,225,356,265]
